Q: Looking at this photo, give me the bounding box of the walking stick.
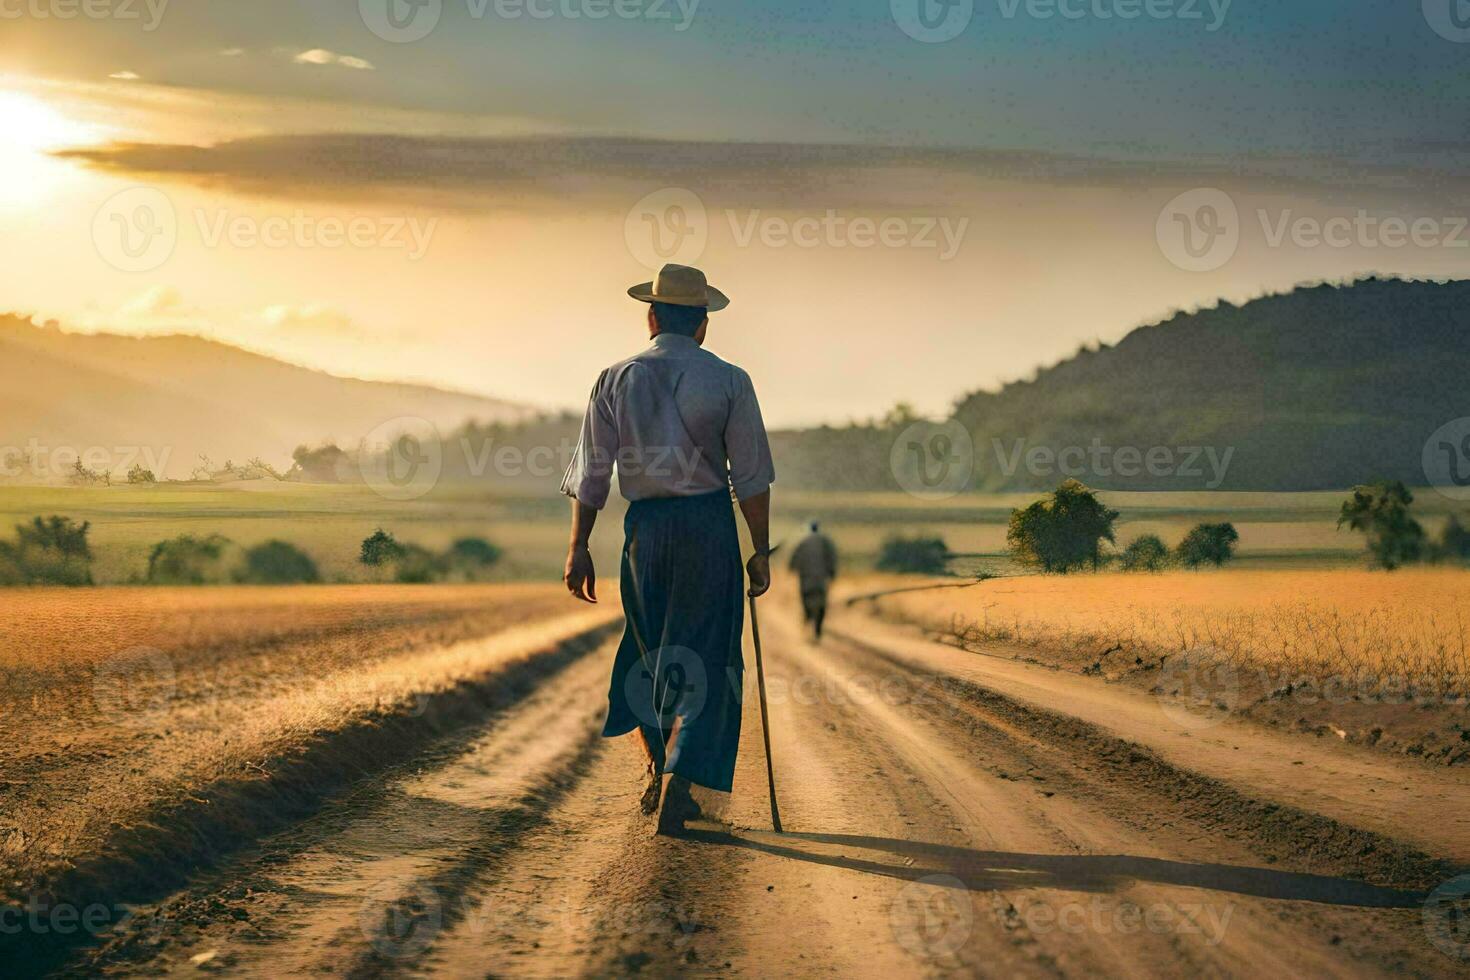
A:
[748,592,783,833]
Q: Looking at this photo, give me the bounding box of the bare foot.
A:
[639,761,663,816]
[656,774,702,836]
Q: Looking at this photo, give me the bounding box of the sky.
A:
[0,1,1467,424]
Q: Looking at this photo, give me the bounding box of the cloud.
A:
[255,304,363,337]
[119,286,196,319]
[51,133,1470,212]
[219,48,245,57]
[108,71,141,81]
[291,49,375,71]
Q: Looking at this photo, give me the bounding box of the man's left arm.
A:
[561,371,617,602]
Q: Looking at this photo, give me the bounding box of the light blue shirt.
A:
[560,333,775,509]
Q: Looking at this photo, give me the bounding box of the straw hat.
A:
[627,263,730,312]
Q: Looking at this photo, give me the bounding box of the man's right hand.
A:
[565,544,597,603]
[746,552,771,598]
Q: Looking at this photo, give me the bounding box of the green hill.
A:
[771,277,1470,492]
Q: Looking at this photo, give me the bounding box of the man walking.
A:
[561,263,775,835]
[789,521,837,641]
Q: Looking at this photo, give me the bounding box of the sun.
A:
[0,90,103,209]
[0,90,97,153]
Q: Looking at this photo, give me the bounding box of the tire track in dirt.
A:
[803,616,1447,977]
[72,636,620,978]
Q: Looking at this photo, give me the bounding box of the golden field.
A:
[0,584,615,903]
[852,568,1470,697]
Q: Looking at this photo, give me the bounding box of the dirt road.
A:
[67,600,1469,978]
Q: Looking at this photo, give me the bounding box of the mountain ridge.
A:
[0,317,533,480]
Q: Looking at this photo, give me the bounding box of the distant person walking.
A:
[560,263,775,835]
[789,521,837,641]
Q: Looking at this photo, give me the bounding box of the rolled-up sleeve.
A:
[560,370,619,509]
[725,367,775,501]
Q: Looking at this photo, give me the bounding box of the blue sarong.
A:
[602,489,745,793]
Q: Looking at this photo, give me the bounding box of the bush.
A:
[0,516,94,585]
[444,536,502,579]
[68,459,110,486]
[392,544,444,584]
[235,540,319,584]
[876,535,950,575]
[1438,515,1470,565]
[1176,522,1241,569]
[289,443,353,483]
[147,534,232,584]
[1120,534,1170,572]
[360,528,405,567]
[127,464,157,484]
[1170,520,1240,567]
[1006,480,1119,574]
[1338,483,1424,571]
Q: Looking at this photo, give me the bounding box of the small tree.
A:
[1,516,95,585]
[147,534,231,584]
[360,528,405,567]
[1007,480,1119,574]
[1120,534,1170,572]
[393,543,445,584]
[876,535,950,575]
[69,459,110,486]
[236,540,319,584]
[127,464,157,484]
[1175,523,1240,569]
[444,536,502,579]
[1438,515,1470,565]
[289,443,351,483]
[1338,482,1424,571]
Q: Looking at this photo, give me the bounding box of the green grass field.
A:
[3,481,1458,585]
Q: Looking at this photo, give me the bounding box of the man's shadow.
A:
[679,826,1427,909]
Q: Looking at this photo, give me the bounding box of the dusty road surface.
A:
[57,599,1470,978]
